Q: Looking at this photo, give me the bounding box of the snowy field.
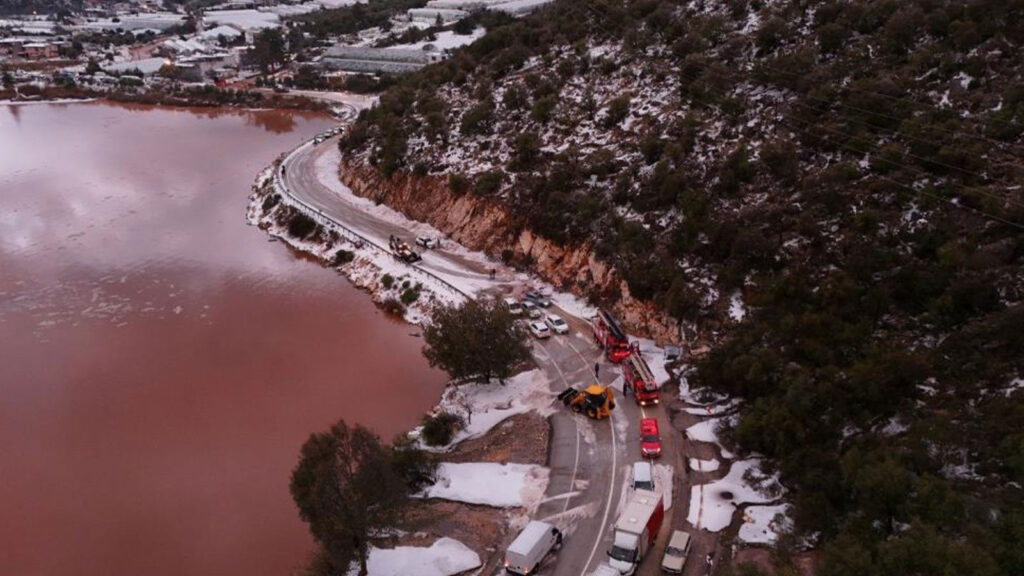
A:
[391,28,485,51]
[738,504,792,545]
[421,369,556,448]
[421,462,550,508]
[686,459,784,532]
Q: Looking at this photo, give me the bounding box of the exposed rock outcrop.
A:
[339,158,682,344]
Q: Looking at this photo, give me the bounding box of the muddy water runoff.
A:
[0,102,447,576]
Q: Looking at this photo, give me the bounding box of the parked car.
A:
[504,297,524,316]
[545,314,570,334]
[660,530,692,574]
[503,520,563,575]
[416,236,441,249]
[521,300,543,319]
[640,418,662,458]
[529,321,552,339]
[524,290,552,307]
[631,461,655,492]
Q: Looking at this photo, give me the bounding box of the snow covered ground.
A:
[689,458,721,473]
[635,338,672,385]
[738,504,792,545]
[204,9,280,30]
[728,290,746,322]
[391,28,485,51]
[360,538,481,576]
[686,459,784,532]
[685,417,735,459]
[421,462,550,508]
[421,369,556,448]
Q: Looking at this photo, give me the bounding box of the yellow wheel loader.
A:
[557,384,615,420]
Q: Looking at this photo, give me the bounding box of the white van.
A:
[503,520,563,575]
[632,461,655,492]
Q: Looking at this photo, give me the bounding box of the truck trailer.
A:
[623,349,660,406]
[591,309,635,363]
[607,489,664,575]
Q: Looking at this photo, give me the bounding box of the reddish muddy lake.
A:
[0,102,447,576]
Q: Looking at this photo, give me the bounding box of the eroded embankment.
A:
[338,158,683,344]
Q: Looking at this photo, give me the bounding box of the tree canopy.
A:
[289,420,425,576]
[421,297,531,383]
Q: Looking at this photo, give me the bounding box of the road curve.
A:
[270,109,685,576]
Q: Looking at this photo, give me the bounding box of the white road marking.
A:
[580,413,617,576]
[534,343,583,514]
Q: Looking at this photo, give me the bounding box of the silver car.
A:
[661,530,691,574]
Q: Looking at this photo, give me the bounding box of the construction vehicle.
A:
[557,384,615,419]
[622,349,660,406]
[591,309,636,363]
[607,489,664,575]
[388,235,422,263]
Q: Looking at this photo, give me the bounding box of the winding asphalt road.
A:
[275,106,698,576]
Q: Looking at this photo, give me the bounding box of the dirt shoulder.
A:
[395,413,551,572]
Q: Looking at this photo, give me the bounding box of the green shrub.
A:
[381,274,395,289]
[332,249,354,266]
[603,95,630,128]
[420,411,464,446]
[380,297,404,316]
[288,212,319,239]
[474,171,504,195]
[262,193,280,211]
[531,94,557,123]
[460,99,494,135]
[400,287,420,304]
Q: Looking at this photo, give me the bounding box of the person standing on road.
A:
[594,362,600,379]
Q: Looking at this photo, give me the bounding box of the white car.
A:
[504,297,524,316]
[529,321,551,339]
[521,300,543,319]
[544,314,569,334]
[415,236,441,249]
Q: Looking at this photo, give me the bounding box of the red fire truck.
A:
[623,348,660,406]
[591,309,635,363]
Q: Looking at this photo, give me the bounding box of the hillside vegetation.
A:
[340,0,1024,573]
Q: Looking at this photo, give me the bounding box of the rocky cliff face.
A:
[339,158,684,345]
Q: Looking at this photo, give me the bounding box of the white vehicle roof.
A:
[530,321,549,330]
[504,297,519,305]
[667,530,690,550]
[546,314,565,323]
[632,461,653,483]
[508,521,553,554]
[614,490,661,535]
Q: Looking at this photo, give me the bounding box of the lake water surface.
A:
[0,102,447,576]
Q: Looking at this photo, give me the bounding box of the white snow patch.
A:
[421,462,549,508]
[363,538,481,576]
[687,459,783,532]
[1004,377,1024,397]
[728,290,746,322]
[685,417,735,459]
[739,504,793,545]
[426,369,556,448]
[689,458,721,473]
[634,338,671,385]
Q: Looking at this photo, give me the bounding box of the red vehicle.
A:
[591,309,635,363]
[623,349,660,406]
[640,418,662,458]
[609,490,665,574]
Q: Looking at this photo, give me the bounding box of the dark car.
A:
[523,290,552,307]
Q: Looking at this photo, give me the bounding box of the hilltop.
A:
[337,0,1024,574]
